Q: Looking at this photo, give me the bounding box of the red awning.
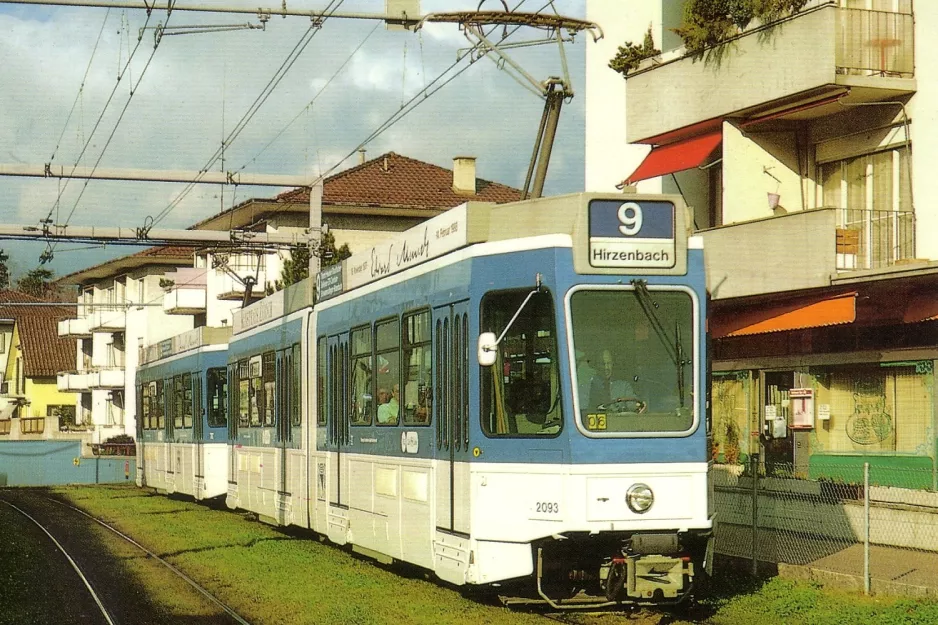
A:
[624,132,722,185]
[710,292,857,339]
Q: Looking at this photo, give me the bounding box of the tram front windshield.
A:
[570,288,695,434]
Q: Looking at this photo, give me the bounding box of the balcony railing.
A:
[58,318,91,338]
[89,308,126,332]
[625,4,916,143]
[216,270,268,300]
[837,8,914,78]
[162,286,207,315]
[58,372,90,392]
[87,368,125,390]
[835,208,915,271]
[699,207,917,300]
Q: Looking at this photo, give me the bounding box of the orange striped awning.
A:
[710,292,857,339]
[902,292,938,324]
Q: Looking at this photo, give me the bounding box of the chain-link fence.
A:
[714,459,938,594]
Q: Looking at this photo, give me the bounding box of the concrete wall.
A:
[699,208,838,299]
[0,440,135,486]
[624,5,840,143]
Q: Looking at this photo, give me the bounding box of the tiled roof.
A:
[0,290,76,378]
[275,152,522,209]
[57,245,195,285]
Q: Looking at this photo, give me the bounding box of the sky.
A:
[0,0,590,281]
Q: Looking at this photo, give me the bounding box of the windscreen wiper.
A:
[630,280,686,408]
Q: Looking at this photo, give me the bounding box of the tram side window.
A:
[291,343,302,428]
[248,355,263,427]
[238,359,251,428]
[145,380,164,430]
[375,318,401,426]
[480,289,562,437]
[403,310,432,425]
[207,367,228,428]
[350,326,373,425]
[317,337,327,426]
[262,351,276,427]
[173,374,193,429]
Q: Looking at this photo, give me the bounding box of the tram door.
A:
[275,347,297,512]
[433,301,472,535]
[327,333,350,508]
[193,372,204,485]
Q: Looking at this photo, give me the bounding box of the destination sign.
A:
[588,199,676,269]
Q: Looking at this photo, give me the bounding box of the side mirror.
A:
[478,332,498,367]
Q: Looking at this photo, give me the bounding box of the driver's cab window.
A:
[480,288,562,437]
[570,287,695,435]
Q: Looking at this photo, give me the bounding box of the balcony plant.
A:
[608,26,660,77]
[673,0,809,59]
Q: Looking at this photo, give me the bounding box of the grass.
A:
[10,484,938,625]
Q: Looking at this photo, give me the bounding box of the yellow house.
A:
[0,292,77,439]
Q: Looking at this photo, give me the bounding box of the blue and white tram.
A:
[223,192,713,607]
[136,328,230,500]
[224,289,307,526]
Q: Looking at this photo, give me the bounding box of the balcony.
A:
[89,308,126,332]
[700,207,916,300]
[163,287,207,315]
[58,317,92,338]
[57,372,90,392]
[626,3,915,143]
[216,270,268,301]
[87,368,125,390]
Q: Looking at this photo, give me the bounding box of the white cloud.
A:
[0,0,587,277]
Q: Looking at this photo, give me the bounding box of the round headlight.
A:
[626,483,654,514]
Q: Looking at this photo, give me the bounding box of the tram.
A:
[218,191,714,607]
[135,327,230,500]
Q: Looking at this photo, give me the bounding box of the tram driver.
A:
[589,349,646,413]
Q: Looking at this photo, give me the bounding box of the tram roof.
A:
[231,192,691,335]
[139,325,232,366]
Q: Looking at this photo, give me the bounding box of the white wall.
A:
[909,1,938,260]
[723,123,804,224]
[585,0,662,192]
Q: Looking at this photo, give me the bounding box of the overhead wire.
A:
[148,0,348,229]
[42,8,158,226]
[305,0,547,185]
[45,8,174,263]
[233,19,382,176]
[48,8,112,166]
[249,0,548,229]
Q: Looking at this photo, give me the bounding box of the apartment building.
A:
[57,152,521,443]
[587,0,937,485]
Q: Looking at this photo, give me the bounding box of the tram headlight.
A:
[626,483,654,514]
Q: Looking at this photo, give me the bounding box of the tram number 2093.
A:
[535,501,560,514]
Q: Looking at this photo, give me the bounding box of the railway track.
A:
[0,490,253,625]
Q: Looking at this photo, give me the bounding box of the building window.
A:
[813,364,930,456]
[819,147,912,269]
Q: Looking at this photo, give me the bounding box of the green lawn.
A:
[21,485,938,625]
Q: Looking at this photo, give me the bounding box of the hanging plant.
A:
[673,0,809,58]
